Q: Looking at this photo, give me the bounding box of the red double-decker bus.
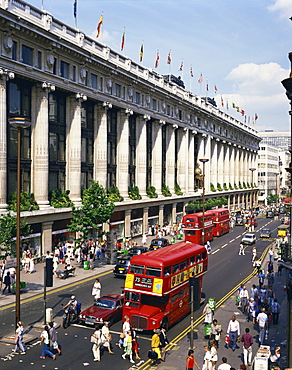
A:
[123,242,208,331]
[205,208,230,237]
[182,212,214,244]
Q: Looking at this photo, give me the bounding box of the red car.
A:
[79,294,124,328]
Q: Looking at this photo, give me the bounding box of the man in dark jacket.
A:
[159,327,169,362]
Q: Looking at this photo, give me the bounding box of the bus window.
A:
[171,293,178,303]
[202,251,207,260]
[164,266,171,276]
[180,260,187,270]
[190,256,195,265]
[173,264,180,273]
[185,218,195,222]
[125,292,140,307]
[130,264,144,275]
[185,230,196,236]
[178,289,184,300]
[141,294,168,307]
[196,254,201,263]
[145,267,162,277]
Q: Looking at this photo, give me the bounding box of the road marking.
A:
[229,239,235,242]
[235,235,241,239]
[221,244,228,248]
[212,249,220,254]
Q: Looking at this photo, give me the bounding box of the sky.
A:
[25,0,292,132]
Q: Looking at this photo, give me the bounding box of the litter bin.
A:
[84,261,89,270]
[46,308,53,324]
[208,297,216,310]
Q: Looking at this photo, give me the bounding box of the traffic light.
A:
[45,258,53,287]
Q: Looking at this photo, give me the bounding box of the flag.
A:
[244,115,247,123]
[255,113,258,120]
[139,42,144,62]
[96,14,103,38]
[232,102,235,108]
[178,60,184,71]
[190,66,194,77]
[236,106,240,112]
[214,84,218,94]
[221,96,224,107]
[154,51,159,68]
[198,73,203,83]
[226,100,229,110]
[206,82,209,91]
[241,110,245,116]
[167,50,171,64]
[73,0,77,18]
[248,116,250,124]
[121,29,125,51]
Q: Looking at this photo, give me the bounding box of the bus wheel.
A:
[161,318,169,331]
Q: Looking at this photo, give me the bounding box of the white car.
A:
[241,233,256,245]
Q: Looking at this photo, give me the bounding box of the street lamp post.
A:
[199,158,209,246]
[249,168,256,210]
[8,118,31,328]
[275,173,279,208]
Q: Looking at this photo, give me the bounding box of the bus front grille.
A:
[130,315,148,330]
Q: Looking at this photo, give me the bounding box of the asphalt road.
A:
[0,216,279,369]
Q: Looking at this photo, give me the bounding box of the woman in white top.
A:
[92,278,101,301]
[101,322,114,354]
[209,339,218,370]
[202,345,212,370]
[14,321,25,354]
[91,329,101,361]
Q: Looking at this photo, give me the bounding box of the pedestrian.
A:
[239,286,249,312]
[258,270,265,289]
[40,325,56,360]
[151,329,161,365]
[250,284,258,299]
[210,319,222,348]
[257,308,268,344]
[269,346,281,367]
[101,322,114,354]
[202,345,212,370]
[142,233,147,245]
[91,328,101,361]
[203,301,213,324]
[89,250,95,269]
[239,243,245,255]
[13,321,25,354]
[252,246,257,261]
[266,285,275,306]
[131,327,141,360]
[49,322,61,356]
[241,328,253,366]
[209,339,218,370]
[247,298,257,324]
[269,247,274,262]
[186,349,201,370]
[271,299,281,325]
[226,316,240,351]
[267,261,274,274]
[159,327,169,362]
[122,330,135,363]
[260,285,267,302]
[217,357,231,370]
[2,271,11,294]
[92,278,101,301]
[29,256,35,273]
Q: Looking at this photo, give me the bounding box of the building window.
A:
[22,45,33,66]
[129,116,136,187]
[72,66,76,81]
[60,61,69,78]
[146,121,152,189]
[107,109,117,188]
[81,102,94,190]
[37,51,42,69]
[100,77,103,92]
[12,41,17,61]
[115,84,121,98]
[152,99,157,111]
[167,105,170,115]
[91,73,98,89]
[135,92,140,105]
[8,80,31,118]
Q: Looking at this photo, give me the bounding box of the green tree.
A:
[0,213,31,258]
[266,194,278,205]
[68,181,115,242]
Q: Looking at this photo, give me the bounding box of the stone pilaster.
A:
[152,121,162,195]
[204,134,211,192]
[31,85,49,208]
[42,221,53,255]
[166,124,175,194]
[177,128,188,194]
[94,103,107,188]
[172,203,177,224]
[234,145,239,185]
[0,79,7,211]
[125,209,131,238]
[188,131,195,193]
[136,116,147,197]
[159,204,164,226]
[143,207,149,234]
[66,96,81,203]
[117,110,130,199]
[217,141,224,187]
[210,139,218,188]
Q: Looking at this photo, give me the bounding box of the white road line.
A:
[221,244,228,248]
[229,239,235,243]
[212,249,220,254]
[235,235,241,239]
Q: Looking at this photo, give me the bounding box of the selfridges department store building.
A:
[0,0,260,255]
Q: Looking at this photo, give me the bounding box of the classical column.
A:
[66,95,81,203]
[210,138,218,188]
[177,128,188,194]
[152,121,162,195]
[94,103,108,188]
[0,79,7,210]
[125,209,131,238]
[117,110,130,199]
[166,124,175,193]
[217,141,224,188]
[31,85,49,208]
[229,144,235,188]
[204,135,211,192]
[223,142,229,187]
[136,115,147,197]
[143,207,149,234]
[172,203,177,224]
[188,131,195,193]
[41,221,53,256]
[234,145,239,186]
[159,204,164,226]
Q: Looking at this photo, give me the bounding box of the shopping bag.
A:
[225,334,230,345]
[204,324,212,336]
[148,350,158,360]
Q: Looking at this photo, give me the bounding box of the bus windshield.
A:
[141,294,168,307]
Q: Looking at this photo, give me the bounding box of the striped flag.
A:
[214,84,218,94]
[190,66,194,77]
[221,96,224,107]
[121,28,125,51]
[96,14,103,38]
[154,51,159,68]
[167,50,171,64]
[139,42,144,62]
[178,60,184,71]
[73,0,77,19]
[198,73,203,83]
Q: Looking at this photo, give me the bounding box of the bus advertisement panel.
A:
[182,212,214,244]
[205,208,230,237]
[123,242,208,331]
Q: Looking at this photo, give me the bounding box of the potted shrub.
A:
[162,184,171,197]
[146,186,158,198]
[128,185,141,200]
[107,186,124,202]
[49,189,73,208]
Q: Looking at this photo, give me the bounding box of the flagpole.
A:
[74,0,77,29]
[42,0,44,10]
